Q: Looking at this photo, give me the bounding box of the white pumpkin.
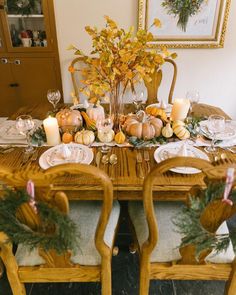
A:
[98,129,114,143]
[74,130,95,145]
[172,120,190,140]
[86,104,105,121]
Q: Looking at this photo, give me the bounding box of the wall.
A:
[53,0,236,119]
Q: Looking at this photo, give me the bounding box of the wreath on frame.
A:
[0,187,79,254]
[162,0,206,32]
[173,180,236,258]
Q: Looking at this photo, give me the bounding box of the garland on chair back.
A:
[162,0,205,32]
[0,188,79,254]
[173,182,236,258]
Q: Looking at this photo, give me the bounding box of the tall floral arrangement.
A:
[68,16,176,127]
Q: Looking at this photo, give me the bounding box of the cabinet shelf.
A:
[7,14,44,18]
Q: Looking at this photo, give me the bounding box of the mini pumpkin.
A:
[74,130,95,145]
[161,123,173,138]
[62,131,73,144]
[123,111,163,140]
[98,129,114,143]
[56,109,82,131]
[86,103,105,122]
[146,106,167,121]
[172,120,190,140]
[114,130,126,144]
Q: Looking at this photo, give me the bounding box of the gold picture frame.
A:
[138,0,231,48]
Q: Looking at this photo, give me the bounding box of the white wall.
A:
[53,0,236,119]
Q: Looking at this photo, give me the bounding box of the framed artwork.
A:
[138,0,231,48]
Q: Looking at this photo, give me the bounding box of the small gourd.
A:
[161,123,173,138]
[62,131,73,144]
[74,130,95,146]
[172,120,190,140]
[86,103,105,122]
[98,129,114,143]
[146,106,167,121]
[114,130,126,144]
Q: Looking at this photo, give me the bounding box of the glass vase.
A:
[109,84,124,133]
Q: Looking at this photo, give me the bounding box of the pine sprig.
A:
[173,182,236,258]
[0,188,79,254]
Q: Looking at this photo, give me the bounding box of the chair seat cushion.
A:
[15,200,120,267]
[128,201,235,264]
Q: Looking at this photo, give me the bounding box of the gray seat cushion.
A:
[128,201,235,264]
[16,200,120,266]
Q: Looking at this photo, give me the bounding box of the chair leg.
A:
[0,242,26,295]
[139,253,151,295]
[225,267,236,295]
[101,257,112,295]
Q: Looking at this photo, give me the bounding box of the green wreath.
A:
[0,188,79,254]
[173,182,236,258]
[162,0,205,32]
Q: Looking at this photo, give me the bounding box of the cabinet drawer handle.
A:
[14,59,21,65]
[0,5,4,10]
[9,83,19,87]
[1,58,8,64]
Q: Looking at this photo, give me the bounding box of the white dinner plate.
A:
[199,120,236,141]
[154,142,209,174]
[146,103,172,115]
[0,119,42,140]
[39,143,94,170]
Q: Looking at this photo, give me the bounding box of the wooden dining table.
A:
[0,102,235,202]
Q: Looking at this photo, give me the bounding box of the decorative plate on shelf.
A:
[199,120,236,141]
[39,143,94,170]
[154,142,209,174]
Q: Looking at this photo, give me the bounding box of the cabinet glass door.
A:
[1,0,52,51]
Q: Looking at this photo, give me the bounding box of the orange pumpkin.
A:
[62,131,73,143]
[56,109,83,131]
[124,111,163,140]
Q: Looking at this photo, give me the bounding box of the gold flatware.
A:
[143,150,150,174]
[95,150,102,168]
[101,155,109,172]
[136,151,144,179]
[109,154,117,180]
[30,149,39,162]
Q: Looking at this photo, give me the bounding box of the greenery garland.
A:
[7,0,37,15]
[0,188,79,254]
[173,183,236,258]
[162,0,205,32]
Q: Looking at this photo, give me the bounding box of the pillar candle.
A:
[171,98,190,121]
[43,116,61,146]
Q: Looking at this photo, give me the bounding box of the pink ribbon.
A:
[222,168,234,206]
[26,180,37,213]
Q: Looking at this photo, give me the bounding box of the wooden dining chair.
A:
[0,163,120,295]
[144,58,177,105]
[128,157,236,295]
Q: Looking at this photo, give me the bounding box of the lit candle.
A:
[43,116,61,146]
[171,98,190,121]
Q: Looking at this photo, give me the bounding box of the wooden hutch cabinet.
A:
[0,0,62,116]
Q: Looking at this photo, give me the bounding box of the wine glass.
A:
[186,90,200,116]
[132,91,145,113]
[47,89,61,111]
[15,115,35,153]
[97,115,114,154]
[204,115,225,153]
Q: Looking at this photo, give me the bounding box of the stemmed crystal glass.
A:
[132,91,145,112]
[204,114,225,153]
[186,90,200,116]
[97,115,114,154]
[47,89,61,111]
[15,115,35,153]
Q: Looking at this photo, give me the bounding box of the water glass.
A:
[16,115,35,153]
[186,90,200,116]
[132,91,145,112]
[204,114,225,153]
[97,115,114,153]
[47,89,61,111]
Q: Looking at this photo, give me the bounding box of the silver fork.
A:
[143,150,150,174]
[136,151,144,179]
